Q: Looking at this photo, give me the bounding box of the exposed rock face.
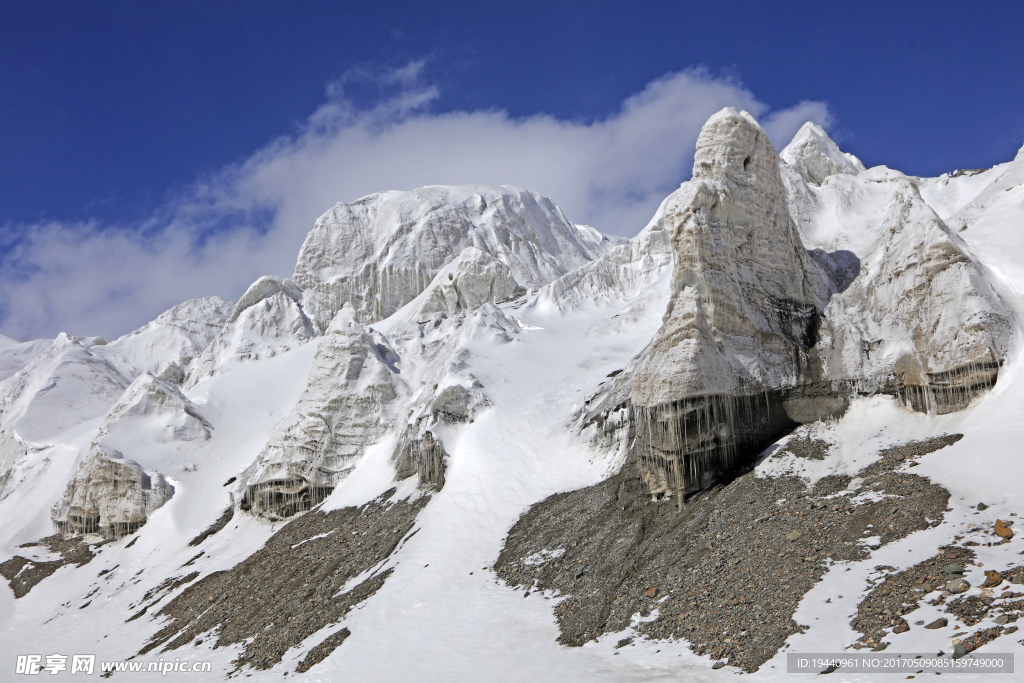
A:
[51,444,174,539]
[184,277,314,388]
[292,184,618,330]
[586,108,1013,501]
[238,306,401,520]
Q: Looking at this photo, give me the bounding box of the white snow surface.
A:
[780,121,865,186]
[183,277,314,388]
[2,129,1024,682]
[0,337,52,383]
[292,184,624,330]
[95,297,234,381]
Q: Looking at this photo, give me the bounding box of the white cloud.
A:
[761,100,834,147]
[0,66,832,342]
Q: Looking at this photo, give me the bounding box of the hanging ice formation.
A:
[237,306,401,520]
[580,108,1013,504]
[51,445,174,539]
[48,373,211,538]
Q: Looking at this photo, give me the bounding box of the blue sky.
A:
[1,1,1023,340]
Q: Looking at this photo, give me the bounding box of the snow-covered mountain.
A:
[293,184,623,331]
[2,114,1024,681]
[96,297,234,382]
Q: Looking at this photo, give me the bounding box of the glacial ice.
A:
[184,277,314,388]
[48,371,212,537]
[237,306,401,519]
[51,443,174,539]
[237,266,520,518]
[583,108,1014,502]
[412,247,522,321]
[292,184,621,330]
[3,103,1024,680]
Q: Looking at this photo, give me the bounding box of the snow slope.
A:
[95,297,234,381]
[0,337,52,383]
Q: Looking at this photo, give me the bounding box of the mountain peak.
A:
[781,121,865,185]
[291,184,618,330]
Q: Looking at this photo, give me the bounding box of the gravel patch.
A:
[0,535,104,598]
[187,507,234,547]
[865,434,964,473]
[776,435,830,460]
[126,572,200,622]
[138,489,427,674]
[850,546,975,649]
[495,435,955,672]
[294,628,351,673]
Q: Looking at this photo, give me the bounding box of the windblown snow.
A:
[2,120,1024,683]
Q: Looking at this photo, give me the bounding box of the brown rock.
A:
[995,520,1013,539]
[924,618,948,629]
[981,570,1002,588]
[893,620,910,634]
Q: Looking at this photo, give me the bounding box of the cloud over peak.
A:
[0,65,832,341]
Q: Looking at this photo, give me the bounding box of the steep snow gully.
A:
[2,109,1024,681]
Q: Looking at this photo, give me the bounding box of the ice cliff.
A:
[237,306,401,520]
[51,444,174,539]
[583,108,1013,501]
[50,373,213,537]
[292,184,620,330]
[237,248,523,519]
[2,110,1015,550]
